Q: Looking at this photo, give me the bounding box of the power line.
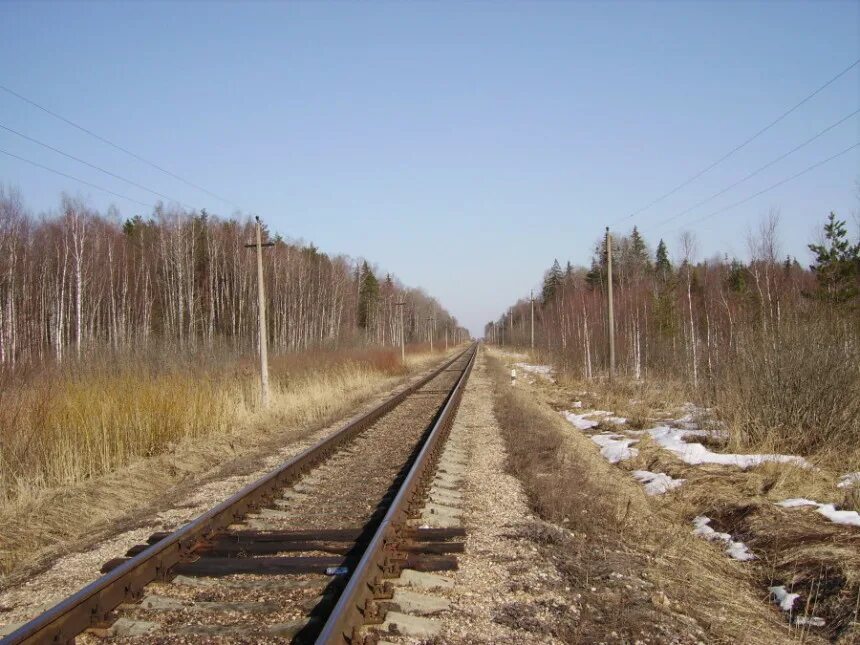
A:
[665,141,860,231]
[614,56,860,225]
[0,122,193,209]
[654,107,860,229]
[0,146,156,209]
[0,83,242,210]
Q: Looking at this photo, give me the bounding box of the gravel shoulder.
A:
[435,347,570,644]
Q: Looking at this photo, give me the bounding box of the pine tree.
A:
[357,261,380,329]
[727,259,749,293]
[655,239,672,280]
[565,261,574,279]
[542,259,564,302]
[807,212,860,304]
[630,226,651,271]
[585,257,602,290]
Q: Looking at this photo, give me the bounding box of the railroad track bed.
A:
[370,416,469,643]
[2,346,476,644]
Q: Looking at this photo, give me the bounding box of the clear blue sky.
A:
[1,1,858,335]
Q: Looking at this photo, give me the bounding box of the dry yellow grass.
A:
[486,349,799,644]
[490,347,859,642]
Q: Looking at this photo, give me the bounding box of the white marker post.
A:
[511,367,517,386]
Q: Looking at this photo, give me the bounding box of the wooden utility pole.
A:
[394,301,406,364]
[606,226,615,380]
[445,326,448,352]
[245,217,275,407]
[427,316,434,352]
[530,289,535,350]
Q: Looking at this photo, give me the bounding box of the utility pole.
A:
[606,226,615,380]
[394,301,406,364]
[245,217,276,407]
[530,289,535,350]
[445,326,448,352]
[427,316,434,352]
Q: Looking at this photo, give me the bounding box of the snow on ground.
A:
[643,426,810,469]
[769,585,800,612]
[778,498,860,527]
[777,498,819,508]
[563,411,600,430]
[590,433,639,463]
[672,413,700,430]
[513,363,554,380]
[631,470,685,495]
[692,516,756,561]
[795,616,826,627]
[768,587,826,629]
[838,472,860,489]
[562,410,621,431]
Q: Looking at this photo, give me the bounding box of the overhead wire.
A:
[0,146,156,209]
[0,83,242,210]
[613,57,860,226]
[652,107,860,229]
[0,122,194,209]
[664,141,860,232]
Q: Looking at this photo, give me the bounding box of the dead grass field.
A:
[487,349,831,644]
[495,345,860,642]
[0,344,453,583]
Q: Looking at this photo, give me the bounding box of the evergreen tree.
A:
[542,259,564,302]
[653,287,677,338]
[585,257,602,290]
[727,259,749,293]
[629,226,651,271]
[655,239,672,280]
[807,212,860,304]
[357,261,380,329]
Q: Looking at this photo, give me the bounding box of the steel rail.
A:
[1,346,473,645]
[316,343,478,644]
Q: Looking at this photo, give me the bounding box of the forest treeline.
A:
[0,186,465,368]
[489,213,860,456]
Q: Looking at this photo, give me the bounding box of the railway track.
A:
[2,344,478,645]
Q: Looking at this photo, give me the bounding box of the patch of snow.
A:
[777,498,819,508]
[513,362,554,380]
[816,503,860,527]
[769,585,800,612]
[725,541,756,561]
[645,425,810,469]
[563,411,600,430]
[563,409,625,430]
[672,413,700,430]
[571,401,583,408]
[632,470,685,495]
[591,433,639,464]
[778,498,860,527]
[795,616,826,627]
[838,472,860,489]
[692,516,756,561]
